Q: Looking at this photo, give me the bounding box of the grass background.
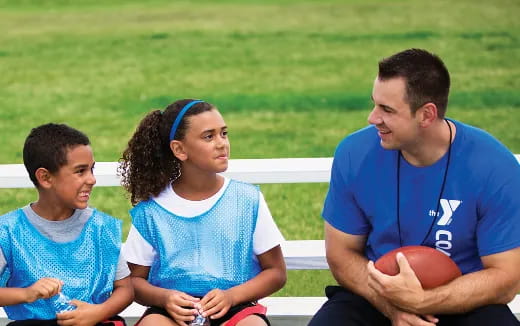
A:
[0,0,519,296]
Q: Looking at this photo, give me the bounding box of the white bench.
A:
[1,156,520,325]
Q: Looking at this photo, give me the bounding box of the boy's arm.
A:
[62,276,134,324]
[0,277,62,306]
[200,244,287,319]
[0,288,30,306]
[97,276,134,319]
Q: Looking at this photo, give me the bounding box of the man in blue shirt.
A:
[309,49,520,325]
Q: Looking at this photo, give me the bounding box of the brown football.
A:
[374,245,462,289]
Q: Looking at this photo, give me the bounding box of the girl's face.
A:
[178,109,230,173]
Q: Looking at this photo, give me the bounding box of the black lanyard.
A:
[396,119,452,247]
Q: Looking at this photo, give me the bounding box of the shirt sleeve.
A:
[253,192,285,255]
[322,141,369,235]
[115,252,131,280]
[477,158,520,256]
[122,226,157,266]
[0,247,6,276]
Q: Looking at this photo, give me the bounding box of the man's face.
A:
[368,77,420,151]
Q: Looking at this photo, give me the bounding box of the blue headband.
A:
[168,100,204,141]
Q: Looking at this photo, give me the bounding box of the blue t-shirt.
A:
[323,119,520,274]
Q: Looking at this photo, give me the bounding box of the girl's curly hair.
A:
[118,99,215,205]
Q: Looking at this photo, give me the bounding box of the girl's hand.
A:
[200,289,234,320]
[25,277,62,302]
[56,300,102,326]
[163,290,200,324]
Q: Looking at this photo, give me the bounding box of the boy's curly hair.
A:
[118,99,215,205]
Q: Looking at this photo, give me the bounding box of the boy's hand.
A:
[200,289,234,320]
[56,300,102,326]
[25,277,62,302]
[163,289,200,325]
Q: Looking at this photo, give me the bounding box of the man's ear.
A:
[417,102,438,128]
[35,168,53,189]
[170,140,187,161]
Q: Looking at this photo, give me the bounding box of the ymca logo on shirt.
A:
[437,199,462,226]
[431,199,462,256]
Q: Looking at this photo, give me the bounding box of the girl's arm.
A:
[128,263,200,324]
[0,277,62,306]
[201,245,287,318]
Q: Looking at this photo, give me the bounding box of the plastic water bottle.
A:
[53,292,76,313]
[190,312,209,326]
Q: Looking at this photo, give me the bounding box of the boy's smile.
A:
[35,144,96,220]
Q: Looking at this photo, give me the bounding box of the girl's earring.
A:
[171,160,182,182]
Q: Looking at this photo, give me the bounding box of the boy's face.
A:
[49,144,96,210]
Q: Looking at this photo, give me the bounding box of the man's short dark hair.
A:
[378,48,450,117]
[23,123,90,187]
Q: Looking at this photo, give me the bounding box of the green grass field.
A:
[0,0,519,296]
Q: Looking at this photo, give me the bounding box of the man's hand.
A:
[374,292,437,326]
[368,252,425,312]
[389,309,438,326]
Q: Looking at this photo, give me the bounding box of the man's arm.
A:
[368,246,520,315]
[325,222,438,325]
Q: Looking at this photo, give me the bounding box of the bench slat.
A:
[282,240,328,270]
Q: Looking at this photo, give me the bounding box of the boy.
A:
[0,123,134,326]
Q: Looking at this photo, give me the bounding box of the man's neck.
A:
[401,119,455,167]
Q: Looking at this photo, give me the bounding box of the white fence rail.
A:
[2,155,519,189]
[0,158,334,189]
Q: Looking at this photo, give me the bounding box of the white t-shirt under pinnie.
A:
[122,177,285,266]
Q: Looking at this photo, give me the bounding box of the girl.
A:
[119,99,287,326]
